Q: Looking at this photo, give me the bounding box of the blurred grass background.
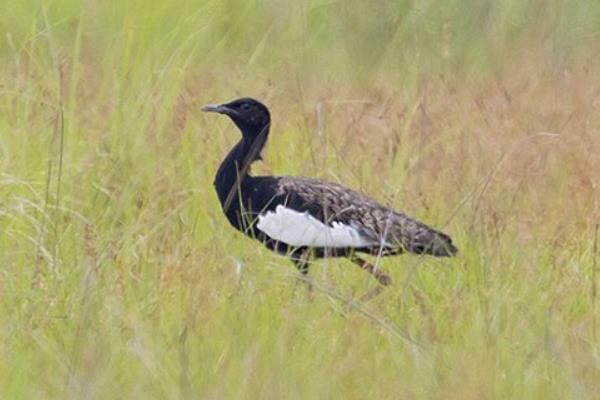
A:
[1,0,600,398]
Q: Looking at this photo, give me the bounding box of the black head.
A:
[202,97,270,137]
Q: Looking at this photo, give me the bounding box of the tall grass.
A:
[1,0,600,398]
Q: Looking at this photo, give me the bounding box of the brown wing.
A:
[276,176,457,256]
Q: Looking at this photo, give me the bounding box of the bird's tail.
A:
[407,228,458,257]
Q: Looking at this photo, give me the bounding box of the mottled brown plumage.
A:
[276,176,457,257]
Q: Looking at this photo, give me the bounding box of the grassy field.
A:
[2,0,600,398]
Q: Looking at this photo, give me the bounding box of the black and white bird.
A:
[203,97,457,286]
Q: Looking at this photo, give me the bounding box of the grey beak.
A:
[201,104,227,113]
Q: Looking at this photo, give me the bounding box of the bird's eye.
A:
[241,104,251,111]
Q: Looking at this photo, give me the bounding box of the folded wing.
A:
[257,176,457,256]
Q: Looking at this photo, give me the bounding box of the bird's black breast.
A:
[218,176,282,235]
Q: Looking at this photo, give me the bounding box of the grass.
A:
[1,0,600,398]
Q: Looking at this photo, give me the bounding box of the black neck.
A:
[214,125,269,214]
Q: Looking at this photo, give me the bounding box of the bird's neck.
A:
[214,126,269,212]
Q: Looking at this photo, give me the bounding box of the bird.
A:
[202,97,457,286]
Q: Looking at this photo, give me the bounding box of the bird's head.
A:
[202,97,270,139]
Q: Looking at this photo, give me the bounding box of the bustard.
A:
[203,97,457,286]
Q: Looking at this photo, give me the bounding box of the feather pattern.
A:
[271,176,458,257]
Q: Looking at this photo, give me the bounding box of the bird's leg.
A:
[349,255,392,286]
[291,248,313,292]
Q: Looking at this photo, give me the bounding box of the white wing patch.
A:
[256,205,375,248]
